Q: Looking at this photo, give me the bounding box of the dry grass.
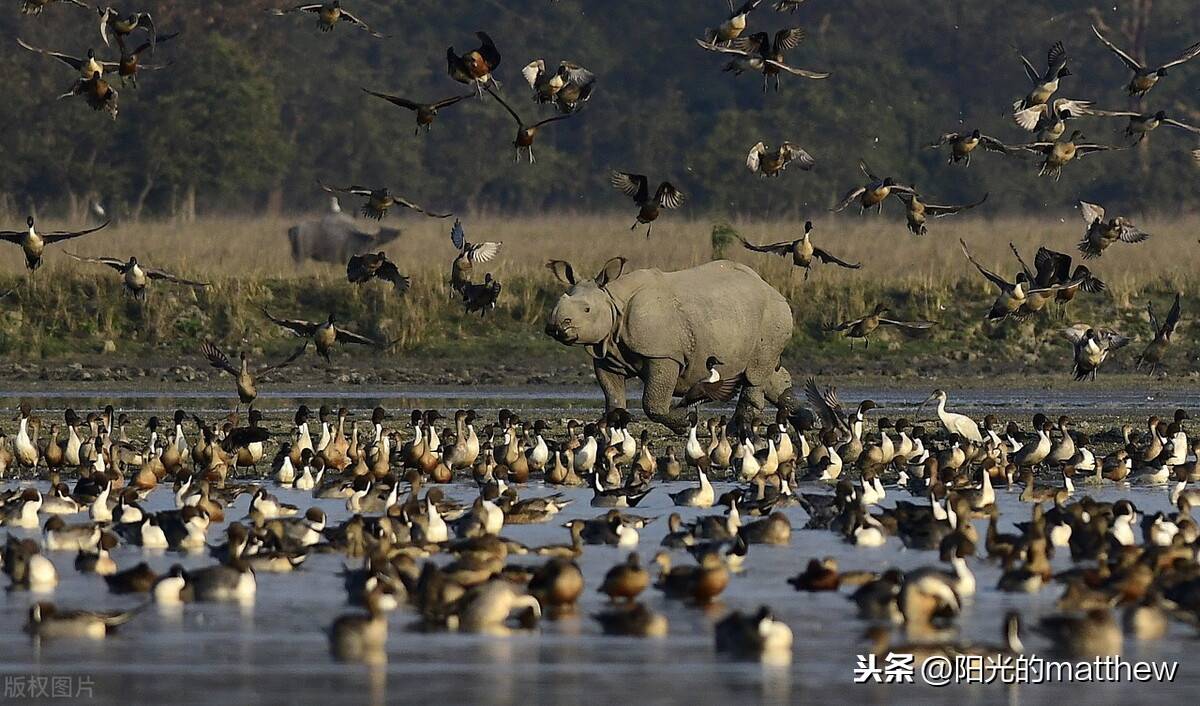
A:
[1,212,1197,370]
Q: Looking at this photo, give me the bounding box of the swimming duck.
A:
[0,216,110,271]
[346,251,411,292]
[2,488,43,528]
[715,605,793,663]
[598,553,650,603]
[1136,293,1182,375]
[610,171,686,238]
[592,601,669,637]
[328,585,389,663]
[832,160,916,213]
[24,601,141,640]
[824,303,935,348]
[926,129,1009,166]
[183,557,257,603]
[1062,325,1129,381]
[527,558,584,617]
[1035,609,1122,656]
[736,221,859,279]
[1091,24,1200,97]
[654,551,729,605]
[447,31,502,95]
[271,2,382,38]
[788,556,840,591]
[43,516,101,552]
[362,88,474,134]
[3,536,57,591]
[745,141,814,177]
[448,580,541,635]
[895,192,987,236]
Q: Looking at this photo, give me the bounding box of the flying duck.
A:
[1014,131,1118,180]
[696,27,830,91]
[64,253,207,299]
[318,183,451,221]
[346,252,410,292]
[1079,108,1200,144]
[833,159,916,213]
[703,0,763,45]
[1077,201,1150,258]
[745,141,815,176]
[361,88,474,134]
[1136,293,1182,375]
[449,218,502,294]
[926,129,1009,166]
[735,221,860,279]
[1013,40,1070,111]
[270,2,382,38]
[484,86,573,163]
[824,303,935,348]
[97,6,156,49]
[199,341,308,405]
[447,31,501,95]
[895,192,988,236]
[521,60,596,113]
[1062,325,1129,381]
[258,310,376,363]
[1091,24,1200,97]
[20,0,88,15]
[0,217,110,271]
[610,171,685,237]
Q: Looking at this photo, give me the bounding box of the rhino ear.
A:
[595,257,627,287]
[546,260,576,286]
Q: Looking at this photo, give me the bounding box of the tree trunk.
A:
[182,183,197,223]
[131,174,155,223]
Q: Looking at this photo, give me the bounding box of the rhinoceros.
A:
[545,257,794,433]
[287,198,402,264]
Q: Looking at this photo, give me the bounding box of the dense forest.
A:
[1,0,1197,221]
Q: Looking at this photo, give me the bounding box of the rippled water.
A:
[0,387,1197,705]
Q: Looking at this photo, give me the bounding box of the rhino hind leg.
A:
[641,358,688,434]
[733,367,794,431]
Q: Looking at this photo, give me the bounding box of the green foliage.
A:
[710,222,738,259]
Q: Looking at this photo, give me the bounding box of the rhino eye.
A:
[584,307,591,313]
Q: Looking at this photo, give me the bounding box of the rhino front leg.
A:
[641,358,688,434]
[594,360,627,413]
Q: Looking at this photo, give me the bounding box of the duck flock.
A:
[4,0,1200,685]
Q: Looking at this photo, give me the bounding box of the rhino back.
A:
[616,260,792,375]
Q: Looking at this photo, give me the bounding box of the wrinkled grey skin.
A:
[545,257,794,433]
[287,198,402,264]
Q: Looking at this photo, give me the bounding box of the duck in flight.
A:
[64,253,207,300]
[677,357,745,409]
[270,2,383,38]
[609,172,686,238]
[832,160,916,214]
[318,183,452,221]
[346,252,410,293]
[1077,201,1150,259]
[484,86,573,164]
[824,303,935,348]
[258,310,376,364]
[361,89,474,134]
[200,341,309,406]
[1090,24,1200,97]
[735,221,859,280]
[0,217,110,271]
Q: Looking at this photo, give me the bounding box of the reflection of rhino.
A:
[287,198,402,264]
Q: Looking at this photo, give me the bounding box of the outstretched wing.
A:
[736,234,794,256]
[338,9,384,38]
[1159,39,1200,70]
[878,318,937,330]
[319,181,374,197]
[831,187,866,212]
[1163,118,1200,135]
[485,85,523,127]
[925,193,988,217]
[1090,24,1142,71]
[959,238,1010,291]
[200,342,239,376]
[145,268,209,287]
[1061,324,1090,345]
[63,252,126,271]
[926,132,963,148]
[1162,293,1182,337]
[375,260,411,292]
[259,341,309,374]
[16,38,86,71]
[765,59,831,79]
[41,220,111,244]
[258,307,319,337]
[393,195,453,218]
[465,242,502,264]
[804,376,849,435]
[654,182,686,209]
[1078,201,1106,224]
[361,88,418,110]
[334,326,377,346]
[610,171,648,203]
[812,247,861,269]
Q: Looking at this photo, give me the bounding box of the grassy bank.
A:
[0,214,1196,378]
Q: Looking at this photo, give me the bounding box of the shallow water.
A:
[0,387,1197,705]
